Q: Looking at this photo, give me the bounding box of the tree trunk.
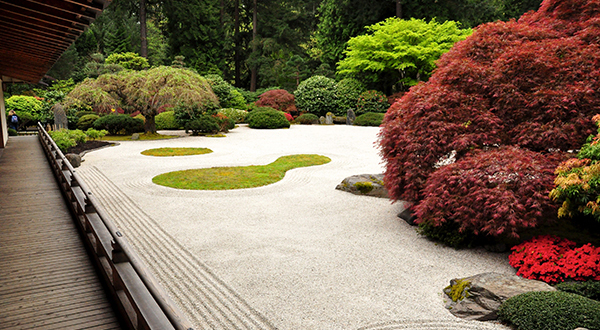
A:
[234,0,241,86]
[220,0,225,25]
[396,0,402,18]
[145,114,156,133]
[250,0,258,92]
[140,0,148,58]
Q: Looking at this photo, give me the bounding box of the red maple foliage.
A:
[255,89,297,115]
[379,0,600,238]
[414,147,560,238]
[509,235,600,284]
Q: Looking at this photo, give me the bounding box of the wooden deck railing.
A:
[38,123,194,330]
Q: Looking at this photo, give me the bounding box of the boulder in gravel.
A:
[131,133,140,140]
[319,116,326,125]
[65,153,82,168]
[325,113,334,125]
[398,207,417,226]
[443,272,556,321]
[346,109,356,125]
[336,174,388,198]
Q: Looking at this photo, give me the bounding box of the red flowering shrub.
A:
[379,0,600,242]
[415,147,560,238]
[284,112,293,121]
[509,235,600,284]
[255,89,297,115]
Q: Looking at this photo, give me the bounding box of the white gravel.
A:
[79,124,514,330]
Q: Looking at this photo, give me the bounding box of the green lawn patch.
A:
[153,154,331,190]
[141,147,213,157]
[101,133,179,141]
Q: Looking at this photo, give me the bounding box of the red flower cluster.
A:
[509,235,600,284]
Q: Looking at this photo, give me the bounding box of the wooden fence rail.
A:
[38,123,194,330]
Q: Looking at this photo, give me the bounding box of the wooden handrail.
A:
[37,123,194,330]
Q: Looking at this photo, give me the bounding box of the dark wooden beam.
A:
[0,20,76,44]
[24,0,98,21]
[0,1,88,31]
[0,24,73,47]
[1,14,81,38]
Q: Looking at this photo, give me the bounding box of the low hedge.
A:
[354,112,385,126]
[185,114,220,135]
[247,109,290,129]
[498,290,600,330]
[77,114,99,130]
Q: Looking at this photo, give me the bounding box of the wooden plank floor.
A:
[0,136,123,330]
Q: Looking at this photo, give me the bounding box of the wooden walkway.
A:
[0,136,123,330]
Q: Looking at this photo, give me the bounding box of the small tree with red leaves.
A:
[379,0,600,243]
[255,89,297,116]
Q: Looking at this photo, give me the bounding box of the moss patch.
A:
[153,154,331,190]
[354,181,374,194]
[444,279,472,302]
[141,147,213,157]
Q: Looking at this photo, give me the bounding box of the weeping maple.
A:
[379,0,600,239]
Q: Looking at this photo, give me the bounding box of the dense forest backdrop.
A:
[43,0,542,92]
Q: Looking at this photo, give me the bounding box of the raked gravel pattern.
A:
[77,125,514,330]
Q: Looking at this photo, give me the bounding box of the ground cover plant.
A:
[498,291,600,330]
[141,147,213,157]
[379,0,600,245]
[152,154,331,190]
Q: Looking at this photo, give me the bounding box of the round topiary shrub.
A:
[93,114,144,135]
[77,114,100,130]
[5,95,43,121]
[185,114,220,135]
[295,75,339,117]
[336,78,366,113]
[247,109,291,129]
[356,90,389,115]
[354,112,384,126]
[155,111,180,130]
[295,113,319,125]
[255,89,297,115]
[8,128,17,136]
[378,0,600,245]
[498,291,600,330]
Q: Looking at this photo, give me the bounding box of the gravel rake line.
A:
[79,166,279,330]
[358,320,510,330]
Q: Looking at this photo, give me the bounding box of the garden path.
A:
[77,125,513,330]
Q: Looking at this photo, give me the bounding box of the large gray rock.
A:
[53,103,68,130]
[443,272,556,321]
[65,153,82,168]
[346,109,356,125]
[335,174,388,198]
[319,116,326,125]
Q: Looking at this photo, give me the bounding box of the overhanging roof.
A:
[0,0,111,84]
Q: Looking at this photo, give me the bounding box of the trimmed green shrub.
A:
[247,109,291,129]
[498,291,600,330]
[185,115,220,135]
[555,281,600,301]
[205,74,247,109]
[336,78,366,112]
[69,129,87,144]
[77,114,100,130]
[354,112,384,126]
[155,111,180,130]
[93,114,144,135]
[295,76,339,117]
[218,108,248,123]
[8,128,17,136]
[85,128,108,140]
[295,113,319,125]
[75,110,96,118]
[356,90,389,115]
[105,52,149,70]
[6,95,43,121]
